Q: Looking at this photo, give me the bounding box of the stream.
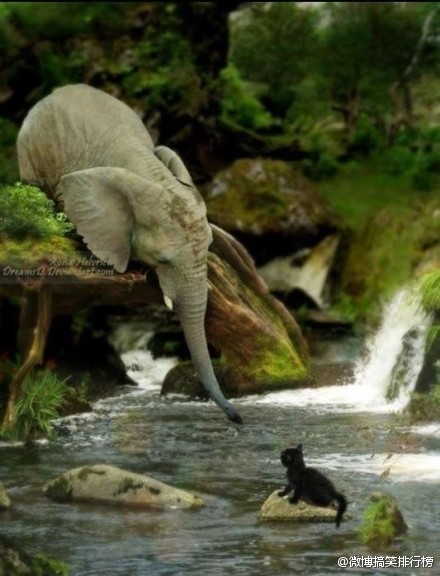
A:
[1,289,439,576]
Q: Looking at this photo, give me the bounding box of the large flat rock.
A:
[43,464,205,509]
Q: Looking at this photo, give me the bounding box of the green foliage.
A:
[1,3,199,115]
[426,323,440,354]
[229,2,319,116]
[301,151,340,181]
[0,182,73,239]
[219,65,276,131]
[33,554,71,576]
[123,29,197,108]
[349,115,384,155]
[419,270,440,311]
[298,126,344,180]
[12,370,71,441]
[318,159,440,320]
[383,127,440,191]
[322,3,426,110]
[4,2,129,41]
[384,146,416,176]
[0,118,19,182]
[0,117,18,147]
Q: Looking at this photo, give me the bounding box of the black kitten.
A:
[278,443,347,528]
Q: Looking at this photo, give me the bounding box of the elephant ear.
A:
[58,167,157,273]
[155,145,194,187]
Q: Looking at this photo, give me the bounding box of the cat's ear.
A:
[297,443,303,452]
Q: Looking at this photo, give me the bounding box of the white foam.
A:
[247,288,432,414]
[412,423,440,438]
[121,349,178,391]
[352,289,431,409]
[246,383,410,413]
[302,452,440,483]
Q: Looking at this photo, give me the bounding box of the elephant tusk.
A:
[163,295,174,310]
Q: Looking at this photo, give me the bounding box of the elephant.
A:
[16,83,242,423]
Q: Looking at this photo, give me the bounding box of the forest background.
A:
[1,1,440,324]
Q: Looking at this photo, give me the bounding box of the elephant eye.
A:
[155,254,171,264]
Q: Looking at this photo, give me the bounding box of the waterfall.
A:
[352,288,432,410]
[251,286,432,412]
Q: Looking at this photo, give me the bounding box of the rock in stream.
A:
[43,464,205,509]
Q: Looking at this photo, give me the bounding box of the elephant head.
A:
[56,156,242,424]
[17,83,242,423]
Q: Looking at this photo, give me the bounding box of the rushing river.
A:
[1,290,440,576]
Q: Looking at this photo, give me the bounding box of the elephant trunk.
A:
[175,282,242,424]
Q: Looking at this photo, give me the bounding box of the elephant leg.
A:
[3,285,52,429]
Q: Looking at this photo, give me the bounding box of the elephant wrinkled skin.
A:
[17,83,242,423]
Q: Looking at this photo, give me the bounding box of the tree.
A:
[321,2,436,141]
[228,2,320,117]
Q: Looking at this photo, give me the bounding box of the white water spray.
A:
[251,287,432,412]
[350,288,432,410]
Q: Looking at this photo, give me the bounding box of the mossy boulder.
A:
[204,158,343,264]
[358,492,408,547]
[162,243,310,398]
[0,536,69,576]
[204,231,309,394]
[259,490,343,524]
[43,464,205,509]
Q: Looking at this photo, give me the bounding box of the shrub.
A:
[219,65,276,131]
[0,182,73,239]
[349,115,383,155]
[301,151,340,181]
[383,146,415,176]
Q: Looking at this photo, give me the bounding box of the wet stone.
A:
[259,490,341,523]
[43,464,205,509]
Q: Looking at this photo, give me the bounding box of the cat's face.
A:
[280,444,303,467]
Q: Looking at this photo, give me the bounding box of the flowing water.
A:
[1,290,439,576]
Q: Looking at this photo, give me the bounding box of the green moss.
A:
[33,554,70,576]
[77,466,106,482]
[0,183,79,267]
[316,157,437,230]
[242,334,308,387]
[45,476,73,502]
[0,236,77,267]
[336,192,440,321]
[208,182,289,232]
[206,159,323,234]
[358,493,407,547]
[113,478,144,497]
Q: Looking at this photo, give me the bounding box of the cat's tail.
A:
[334,492,347,528]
